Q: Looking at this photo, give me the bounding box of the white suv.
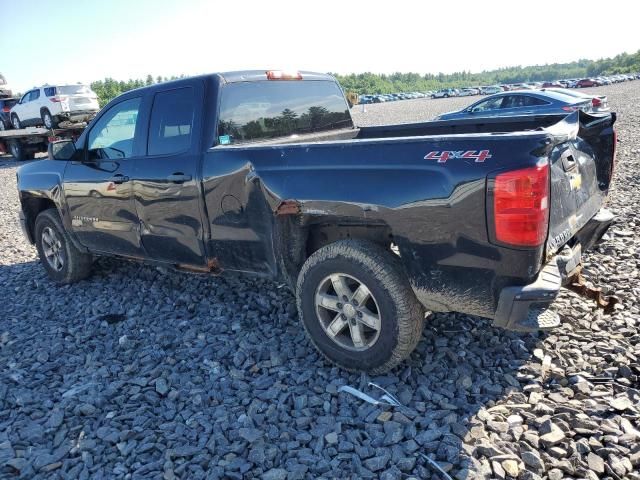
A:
[10,84,99,129]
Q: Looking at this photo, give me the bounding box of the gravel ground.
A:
[1,82,639,480]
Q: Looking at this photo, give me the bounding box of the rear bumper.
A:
[58,110,98,122]
[493,207,614,331]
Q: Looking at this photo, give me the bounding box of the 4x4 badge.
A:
[424,150,492,163]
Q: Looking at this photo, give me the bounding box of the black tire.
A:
[0,120,6,131]
[7,140,34,161]
[41,109,58,129]
[296,240,424,373]
[444,94,449,98]
[34,209,93,284]
[11,113,21,129]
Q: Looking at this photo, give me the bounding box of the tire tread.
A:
[296,240,424,374]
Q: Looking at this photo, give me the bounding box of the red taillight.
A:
[50,96,61,102]
[493,163,550,247]
[266,70,302,80]
[592,97,602,107]
[2,106,9,112]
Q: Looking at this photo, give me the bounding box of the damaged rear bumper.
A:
[493,207,615,332]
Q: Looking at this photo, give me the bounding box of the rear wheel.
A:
[296,240,424,373]
[42,109,58,129]
[11,114,21,129]
[35,209,93,284]
[7,140,34,161]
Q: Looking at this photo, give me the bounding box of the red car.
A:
[576,78,600,88]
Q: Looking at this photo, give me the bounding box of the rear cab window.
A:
[217,80,353,145]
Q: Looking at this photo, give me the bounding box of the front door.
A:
[63,97,144,256]
[131,84,206,266]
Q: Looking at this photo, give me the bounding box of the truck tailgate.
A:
[546,112,616,256]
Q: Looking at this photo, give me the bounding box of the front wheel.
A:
[35,209,93,284]
[296,240,424,373]
[11,114,21,129]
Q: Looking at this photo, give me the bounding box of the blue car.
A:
[434,90,593,121]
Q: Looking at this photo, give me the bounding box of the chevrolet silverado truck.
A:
[16,70,617,373]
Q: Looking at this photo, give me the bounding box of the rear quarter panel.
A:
[203,132,551,317]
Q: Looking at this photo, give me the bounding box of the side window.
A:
[32,89,40,100]
[501,95,523,108]
[147,87,194,156]
[472,96,503,112]
[44,87,56,97]
[20,91,31,103]
[87,97,141,160]
[522,96,549,106]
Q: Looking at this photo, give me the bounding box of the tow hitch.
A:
[566,266,619,314]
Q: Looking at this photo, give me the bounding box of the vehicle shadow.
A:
[0,257,544,479]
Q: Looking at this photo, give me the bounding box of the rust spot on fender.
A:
[275,200,301,216]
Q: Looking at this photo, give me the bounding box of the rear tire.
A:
[35,209,93,284]
[296,240,424,373]
[8,140,34,161]
[41,109,58,129]
[11,114,21,129]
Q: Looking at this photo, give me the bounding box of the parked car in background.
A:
[480,86,503,95]
[458,88,477,96]
[542,81,564,88]
[0,73,12,98]
[434,90,593,121]
[576,78,600,88]
[0,98,18,130]
[431,88,457,98]
[510,83,535,90]
[10,84,99,129]
[542,88,609,112]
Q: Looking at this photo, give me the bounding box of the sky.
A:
[2,0,639,93]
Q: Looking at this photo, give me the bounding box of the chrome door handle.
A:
[167,173,192,183]
[108,174,129,184]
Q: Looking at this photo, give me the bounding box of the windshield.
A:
[218,80,353,145]
[57,85,92,95]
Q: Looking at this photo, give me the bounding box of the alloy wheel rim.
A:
[315,273,381,351]
[42,227,64,271]
[44,113,52,128]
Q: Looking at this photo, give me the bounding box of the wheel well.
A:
[276,217,394,288]
[306,223,392,258]
[22,198,56,242]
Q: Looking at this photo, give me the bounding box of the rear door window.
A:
[44,87,56,97]
[217,80,353,145]
[147,87,195,156]
[522,96,550,106]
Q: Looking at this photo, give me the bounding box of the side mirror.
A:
[48,139,76,161]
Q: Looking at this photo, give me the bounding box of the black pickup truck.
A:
[17,71,617,373]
